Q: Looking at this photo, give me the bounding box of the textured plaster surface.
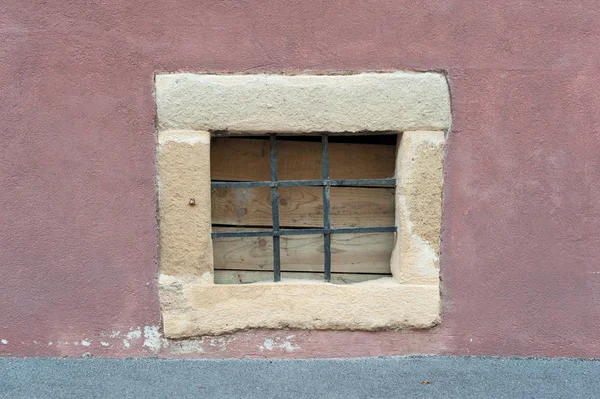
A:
[3,0,600,358]
[155,73,450,133]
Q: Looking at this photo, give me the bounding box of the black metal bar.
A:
[211,181,275,189]
[211,226,397,239]
[273,235,280,281]
[278,180,324,187]
[270,134,281,282]
[322,135,331,282]
[281,229,326,236]
[329,179,396,186]
[211,178,395,189]
[211,230,274,238]
[330,226,397,234]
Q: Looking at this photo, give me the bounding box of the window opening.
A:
[211,134,397,283]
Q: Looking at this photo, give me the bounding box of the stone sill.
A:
[160,274,440,337]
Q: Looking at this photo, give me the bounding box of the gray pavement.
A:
[1,356,599,398]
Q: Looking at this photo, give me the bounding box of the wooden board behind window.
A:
[210,137,396,280]
[212,228,394,274]
[211,138,396,181]
[211,186,394,228]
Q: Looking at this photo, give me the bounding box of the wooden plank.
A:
[211,186,394,228]
[211,138,270,181]
[211,138,396,181]
[330,186,395,228]
[212,228,393,274]
[214,270,389,285]
[211,187,273,227]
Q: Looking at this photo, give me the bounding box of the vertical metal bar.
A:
[270,134,281,282]
[322,135,331,282]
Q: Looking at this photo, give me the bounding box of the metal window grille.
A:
[211,134,397,282]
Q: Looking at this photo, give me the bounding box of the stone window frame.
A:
[155,72,450,338]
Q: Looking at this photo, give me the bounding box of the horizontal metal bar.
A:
[211,181,274,188]
[332,226,397,234]
[329,179,396,186]
[278,180,324,187]
[211,226,397,238]
[280,229,324,236]
[211,180,323,189]
[211,178,396,189]
[211,230,274,238]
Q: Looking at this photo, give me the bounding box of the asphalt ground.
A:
[1,356,599,398]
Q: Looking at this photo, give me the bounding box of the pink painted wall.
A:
[2,0,600,358]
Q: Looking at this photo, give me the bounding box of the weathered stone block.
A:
[160,275,440,337]
[391,131,445,285]
[155,73,451,133]
[157,130,213,276]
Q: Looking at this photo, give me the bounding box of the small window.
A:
[157,72,448,336]
[210,134,397,284]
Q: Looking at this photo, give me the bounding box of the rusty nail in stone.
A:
[189,198,196,206]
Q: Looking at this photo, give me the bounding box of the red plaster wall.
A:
[2,0,600,358]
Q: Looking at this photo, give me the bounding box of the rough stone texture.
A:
[160,275,439,337]
[391,131,444,285]
[157,130,213,276]
[155,73,451,133]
